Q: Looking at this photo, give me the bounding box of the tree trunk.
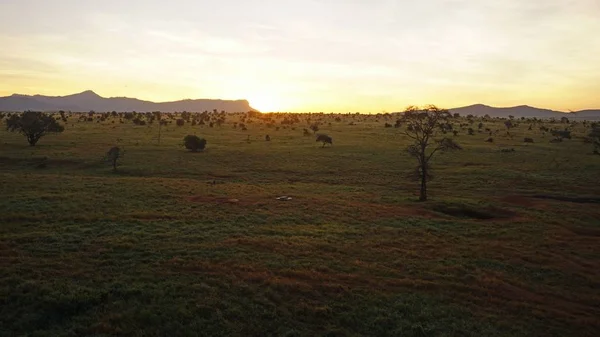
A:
[27,135,38,146]
[158,122,162,146]
[419,162,427,201]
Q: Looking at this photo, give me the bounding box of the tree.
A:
[316,134,333,148]
[107,147,123,171]
[184,135,207,152]
[401,105,462,201]
[6,110,65,146]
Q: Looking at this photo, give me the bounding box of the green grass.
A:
[0,113,599,336]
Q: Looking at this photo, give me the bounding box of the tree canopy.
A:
[6,111,64,146]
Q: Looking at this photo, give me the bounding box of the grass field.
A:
[1,112,599,336]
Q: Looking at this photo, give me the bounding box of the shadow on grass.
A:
[531,194,600,204]
[429,202,516,220]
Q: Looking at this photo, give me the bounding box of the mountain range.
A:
[448,104,600,119]
[0,91,255,113]
[0,91,599,119]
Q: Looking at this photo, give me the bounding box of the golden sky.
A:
[1,0,599,112]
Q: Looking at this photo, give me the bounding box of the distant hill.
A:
[448,104,600,119]
[0,90,256,113]
[571,109,600,118]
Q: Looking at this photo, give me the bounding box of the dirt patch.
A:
[188,195,252,205]
[462,162,490,167]
[499,195,537,207]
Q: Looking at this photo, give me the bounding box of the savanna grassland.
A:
[0,111,599,337]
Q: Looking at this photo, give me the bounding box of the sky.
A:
[1,0,599,112]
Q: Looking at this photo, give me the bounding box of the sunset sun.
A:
[248,93,282,112]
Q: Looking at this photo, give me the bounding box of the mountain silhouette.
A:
[0,90,256,112]
[1,91,599,118]
[448,104,599,119]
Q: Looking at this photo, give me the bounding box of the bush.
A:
[551,130,571,140]
[524,137,534,143]
[184,135,207,152]
[316,134,333,147]
[486,137,494,143]
[176,119,185,127]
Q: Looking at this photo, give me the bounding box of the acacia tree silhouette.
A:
[401,105,462,201]
[6,111,64,146]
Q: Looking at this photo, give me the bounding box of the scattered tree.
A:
[5,111,65,146]
[184,135,207,152]
[401,105,462,201]
[106,146,123,171]
[588,126,600,154]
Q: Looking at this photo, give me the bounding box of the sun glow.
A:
[247,93,283,112]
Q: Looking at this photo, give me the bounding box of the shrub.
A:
[310,123,319,133]
[316,134,333,147]
[176,119,185,127]
[486,137,494,143]
[524,137,534,143]
[551,130,571,140]
[184,135,207,152]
